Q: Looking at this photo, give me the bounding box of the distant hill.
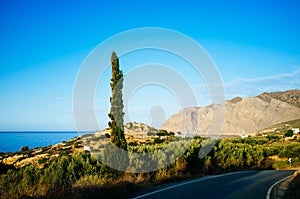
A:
[161,90,300,136]
[80,122,161,150]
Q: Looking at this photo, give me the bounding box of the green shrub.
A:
[168,131,175,136]
[154,138,163,144]
[194,135,201,139]
[266,135,280,141]
[278,144,300,158]
[157,130,167,137]
[285,129,294,137]
[38,157,48,164]
[128,141,138,146]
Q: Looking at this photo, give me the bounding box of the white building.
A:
[84,145,91,151]
[292,128,300,134]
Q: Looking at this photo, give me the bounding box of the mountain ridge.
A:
[161,90,300,136]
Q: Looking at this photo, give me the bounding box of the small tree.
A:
[285,129,294,137]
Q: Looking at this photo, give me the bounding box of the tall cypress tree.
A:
[108,52,127,150]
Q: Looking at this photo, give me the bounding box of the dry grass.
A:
[66,173,152,199]
[0,137,84,168]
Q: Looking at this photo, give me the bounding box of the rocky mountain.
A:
[161,90,300,136]
[260,90,300,108]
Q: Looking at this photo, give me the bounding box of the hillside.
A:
[258,118,300,135]
[161,90,300,136]
[260,90,300,108]
[0,122,163,170]
[80,122,162,152]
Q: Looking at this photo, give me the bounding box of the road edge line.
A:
[132,170,254,199]
[265,173,294,199]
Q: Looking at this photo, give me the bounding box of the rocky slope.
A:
[260,90,300,108]
[161,90,300,136]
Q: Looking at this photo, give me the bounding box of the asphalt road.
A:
[132,170,294,199]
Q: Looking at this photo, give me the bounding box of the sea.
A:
[0,132,91,153]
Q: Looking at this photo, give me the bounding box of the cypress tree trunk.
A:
[108,52,127,150]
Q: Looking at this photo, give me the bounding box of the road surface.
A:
[132,170,294,199]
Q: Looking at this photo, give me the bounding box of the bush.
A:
[194,135,201,139]
[128,142,138,146]
[266,135,280,141]
[38,157,48,164]
[168,131,175,136]
[285,129,294,137]
[157,130,167,137]
[0,162,15,174]
[154,138,163,144]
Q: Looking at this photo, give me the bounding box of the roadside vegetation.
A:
[1,133,300,198]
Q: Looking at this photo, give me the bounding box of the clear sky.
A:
[0,0,299,131]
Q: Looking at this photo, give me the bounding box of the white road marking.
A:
[132,171,254,199]
[265,173,294,199]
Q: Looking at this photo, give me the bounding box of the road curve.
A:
[132,170,294,199]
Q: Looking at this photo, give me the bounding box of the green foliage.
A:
[213,139,267,170]
[194,135,201,139]
[128,141,138,146]
[38,157,48,164]
[0,152,106,198]
[105,133,110,138]
[0,162,15,175]
[168,131,175,136]
[108,52,127,151]
[266,135,280,141]
[1,136,300,198]
[157,130,167,137]
[232,137,269,145]
[278,143,300,158]
[285,129,294,137]
[154,137,163,143]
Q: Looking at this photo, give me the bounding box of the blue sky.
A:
[0,0,299,131]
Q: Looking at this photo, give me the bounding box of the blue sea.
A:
[0,132,91,153]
